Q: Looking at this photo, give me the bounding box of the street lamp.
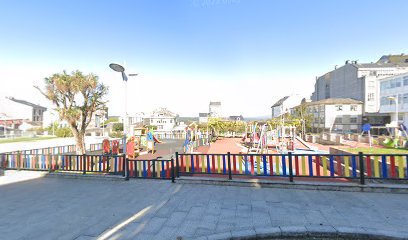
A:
[109,63,129,155]
[388,95,399,138]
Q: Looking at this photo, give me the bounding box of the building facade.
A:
[271,95,303,118]
[145,108,177,133]
[379,73,408,126]
[307,98,363,133]
[0,97,47,128]
[198,113,209,123]
[311,56,408,126]
[209,102,222,118]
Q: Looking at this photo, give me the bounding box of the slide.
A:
[153,135,162,143]
[295,136,318,151]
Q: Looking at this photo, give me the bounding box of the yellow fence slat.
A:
[322,156,328,176]
[344,156,350,177]
[374,156,380,178]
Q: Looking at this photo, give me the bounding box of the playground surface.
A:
[1,172,408,240]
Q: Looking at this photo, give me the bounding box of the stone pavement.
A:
[1,174,408,240]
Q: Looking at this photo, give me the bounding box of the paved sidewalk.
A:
[1,174,408,240]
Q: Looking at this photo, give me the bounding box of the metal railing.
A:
[2,144,76,155]
[0,152,175,182]
[175,152,408,184]
[125,158,175,182]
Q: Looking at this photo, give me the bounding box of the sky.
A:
[1,0,408,120]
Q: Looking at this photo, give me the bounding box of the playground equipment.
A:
[382,123,408,148]
[100,138,121,171]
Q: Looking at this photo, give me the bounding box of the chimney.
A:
[335,65,337,69]
[345,60,349,64]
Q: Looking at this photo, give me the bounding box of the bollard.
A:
[122,154,126,177]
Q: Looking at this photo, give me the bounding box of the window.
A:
[335,105,343,111]
[404,78,408,86]
[334,118,342,124]
[403,93,408,104]
[367,93,375,101]
[320,117,324,124]
[350,105,358,111]
[170,120,173,123]
[350,117,357,123]
[151,119,153,123]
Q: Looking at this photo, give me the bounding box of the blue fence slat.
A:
[351,156,357,178]
[76,156,79,171]
[382,155,388,178]
[143,161,147,177]
[207,155,211,173]
[263,155,267,176]
[308,155,313,176]
[191,155,195,174]
[282,155,287,176]
[161,161,165,178]
[222,155,226,174]
[244,156,249,174]
[329,156,334,177]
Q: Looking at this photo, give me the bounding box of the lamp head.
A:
[109,63,125,72]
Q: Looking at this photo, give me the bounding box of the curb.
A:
[45,172,125,181]
[189,225,408,240]
[177,177,408,194]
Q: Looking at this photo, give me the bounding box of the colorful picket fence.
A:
[127,159,175,180]
[3,145,76,155]
[175,152,408,181]
[0,153,126,174]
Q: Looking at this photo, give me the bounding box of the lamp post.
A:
[109,63,138,154]
[109,63,129,154]
[388,95,399,138]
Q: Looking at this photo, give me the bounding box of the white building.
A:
[198,113,209,123]
[271,95,303,118]
[379,73,408,126]
[209,102,222,118]
[145,108,177,133]
[306,98,363,133]
[311,55,408,125]
[0,97,47,128]
[128,112,145,125]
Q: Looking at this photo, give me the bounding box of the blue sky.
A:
[1,0,408,117]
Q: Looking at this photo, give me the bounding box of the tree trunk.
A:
[73,132,86,154]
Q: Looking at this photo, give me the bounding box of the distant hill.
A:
[245,115,271,121]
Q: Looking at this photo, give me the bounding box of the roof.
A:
[209,102,221,106]
[199,113,208,117]
[7,97,47,110]
[151,108,176,117]
[308,98,362,106]
[352,62,408,68]
[377,54,408,64]
[229,115,244,121]
[378,72,408,82]
[271,96,289,108]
